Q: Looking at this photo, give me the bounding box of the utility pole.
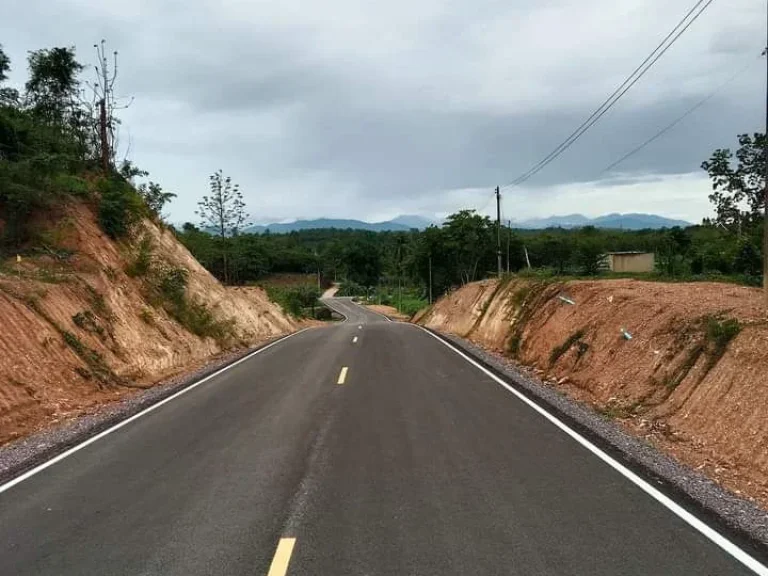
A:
[764,13,768,305]
[428,254,433,305]
[397,241,403,312]
[495,186,502,277]
[506,219,511,273]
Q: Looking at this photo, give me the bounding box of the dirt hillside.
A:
[0,204,296,445]
[419,277,768,507]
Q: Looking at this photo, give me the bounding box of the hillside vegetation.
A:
[0,43,295,445]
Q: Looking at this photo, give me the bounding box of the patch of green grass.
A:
[61,330,117,386]
[549,329,586,367]
[705,316,741,356]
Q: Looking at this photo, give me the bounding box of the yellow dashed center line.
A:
[337,366,349,385]
[267,537,296,576]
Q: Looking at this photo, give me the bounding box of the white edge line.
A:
[0,329,309,496]
[418,326,768,576]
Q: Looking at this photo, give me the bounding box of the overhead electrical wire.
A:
[599,52,760,174]
[501,0,717,191]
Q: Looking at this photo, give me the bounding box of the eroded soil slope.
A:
[0,205,296,445]
[420,277,768,507]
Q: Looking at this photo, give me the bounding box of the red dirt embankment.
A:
[0,205,296,445]
[419,277,768,507]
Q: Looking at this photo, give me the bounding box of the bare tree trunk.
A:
[99,98,109,172]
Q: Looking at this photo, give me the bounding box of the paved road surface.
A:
[0,298,763,575]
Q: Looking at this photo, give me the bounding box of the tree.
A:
[702,133,766,231]
[443,210,494,284]
[0,44,16,105]
[576,237,605,275]
[657,227,691,276]
[25,47,83,126]
[0,44,9,84]
[138,181,176,220]
[195,170,248,283]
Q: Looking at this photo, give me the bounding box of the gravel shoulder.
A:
[424,327,768,562]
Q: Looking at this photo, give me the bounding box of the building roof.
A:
[605,251,653,256]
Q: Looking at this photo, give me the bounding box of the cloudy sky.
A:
[1,0,764,224]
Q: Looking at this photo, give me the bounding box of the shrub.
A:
[705,316,741,360]
[98,177,146,239]
[126,235,153,277]
[158,266,188,306]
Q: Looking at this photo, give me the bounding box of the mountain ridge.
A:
[235,212,691,234]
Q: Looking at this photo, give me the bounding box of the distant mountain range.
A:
[231,212,689,234]
[513,213,691,230]
[242,215,435,234]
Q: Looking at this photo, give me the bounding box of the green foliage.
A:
[576,238,605,275]
[705,316,741,360]
[702,133,766,231]
[158,266,188,306]
[61,330,116,385]
[0,44,9,84]
[264,284,321,317]
[126,235,153,277]
[336,280,365,297]
[138,181,176,219]
[25,46,83,126]
[98,177,147,239]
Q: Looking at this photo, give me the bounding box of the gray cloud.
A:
[1,0,764,224]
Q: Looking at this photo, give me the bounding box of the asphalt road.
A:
[0,297,763,575]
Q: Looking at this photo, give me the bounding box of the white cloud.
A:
[1,0,762,224]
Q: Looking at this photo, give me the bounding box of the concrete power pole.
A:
[496,186,503,278]
[764,9,768,305]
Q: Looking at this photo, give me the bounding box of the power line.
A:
[502,0,717,190]
[600,52,760,175]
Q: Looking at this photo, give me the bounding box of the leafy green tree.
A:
[443,210,494,284]
[25,47,83,127]
[702,133,766,231]
[657,227,691,276]
[138,181,176,220]
[0,44,17,105]
[576,237,605,275]
[0,44,9,83]
[343,236,382,286]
